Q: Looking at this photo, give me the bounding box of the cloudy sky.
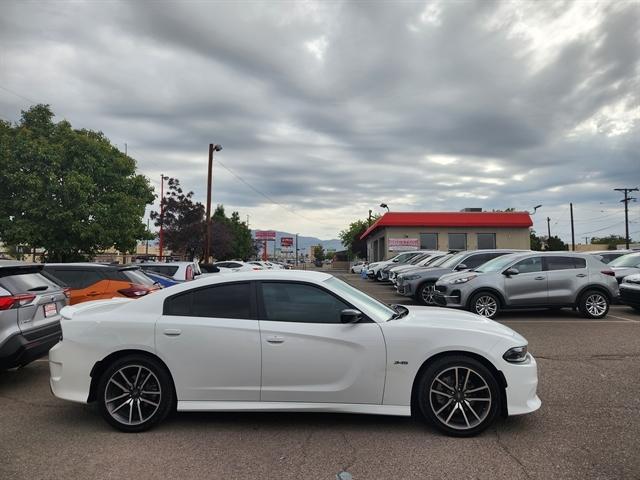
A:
[1,0,639,241]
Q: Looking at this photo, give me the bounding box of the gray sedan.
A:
[434,252,619,319]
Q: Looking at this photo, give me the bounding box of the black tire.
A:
[578,289,609,319]
[417,355,501,437]
[375,270,383,282]
[416,282,437,305]
[97,354,174,432]
[469,291,501,319]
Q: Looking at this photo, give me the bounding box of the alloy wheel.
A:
[104,365,162,426]
[429,366,492,431]
[474,295,498,318]
[421,284,436,305]
[585,293,607,317]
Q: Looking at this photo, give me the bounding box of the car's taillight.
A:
[252,267,261,270]
[0,293,36,310]
[601,270,615,277]
[186,265,194,281]
[117,285,152,298]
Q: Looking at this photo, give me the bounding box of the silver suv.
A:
[395,249,525,305]
[434,252,619,319]
[0,261,68,369]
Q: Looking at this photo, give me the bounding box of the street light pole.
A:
[204,143,222,262]
[380,203,390,213]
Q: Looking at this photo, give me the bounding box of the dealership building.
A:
[360,211,533,262]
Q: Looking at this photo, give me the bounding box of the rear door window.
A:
[164,282,253,319]
[545,256,586,271]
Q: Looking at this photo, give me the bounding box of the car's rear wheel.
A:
[416,282,436,305]
[470,292,500,319]
[578,290,609,319]
[97,354,174,432]
[417,355,500,437]
[375,270,383,281]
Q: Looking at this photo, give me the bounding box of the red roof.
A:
[360,211,533,240]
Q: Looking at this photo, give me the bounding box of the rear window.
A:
[121,269,157,287]
[0,272,61,294]
[141,265,179,276]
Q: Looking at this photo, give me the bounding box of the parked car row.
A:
[356,249,640,319]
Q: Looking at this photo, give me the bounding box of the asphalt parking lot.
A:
[1,272,639,480]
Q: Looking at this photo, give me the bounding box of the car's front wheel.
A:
[469,291,500,319]
[97,354,174,432]
[578,290,609,319]
[417,355,500,437]
[416,282,436,305]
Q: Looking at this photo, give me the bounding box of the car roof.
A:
[45,262,141,271]
[0,260,43,269]
[139,262,194,266]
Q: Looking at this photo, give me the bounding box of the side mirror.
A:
[455,263,468,271]
[340,309,363,324]
[503,267,519,276]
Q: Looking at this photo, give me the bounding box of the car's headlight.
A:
[450,274,477,284]
[403,274,421,280]
[503,346,528,363]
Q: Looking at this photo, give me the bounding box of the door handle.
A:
[576,273,587,278]
[163,328,182,336]
[266,335,285,344]
[534,276,545,281]
[86,291,100,297]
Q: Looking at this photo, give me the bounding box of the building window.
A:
[420,233,438,250]
[477,233,496,249]
[448,233,467,251]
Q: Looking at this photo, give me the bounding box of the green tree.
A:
[312,245,325,262]
[530,230,543,251]
[0,105,154,261]
[150,177,205,260]
[545,235,568,251]
[339,216,379,258]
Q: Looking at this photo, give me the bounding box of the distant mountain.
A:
[252,230,344,252]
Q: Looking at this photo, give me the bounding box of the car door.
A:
[258,281,386,405]
[155,281,261,401]
[503,256,547,306]
[545,256,589,305]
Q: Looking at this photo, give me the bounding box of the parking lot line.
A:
[608,314,640,323]
[499,319,638,324]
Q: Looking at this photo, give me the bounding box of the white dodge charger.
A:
[49,270,540,436]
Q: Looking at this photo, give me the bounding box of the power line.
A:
[212,158,333,226]
[0,85,38,104]
[577,220,626,235]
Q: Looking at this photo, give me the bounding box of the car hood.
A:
[392,305,525,342]
[437,270,482,283]
[399,267,454,279]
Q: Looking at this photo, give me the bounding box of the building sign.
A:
[388,238,419,251]
[255,230,276,241]
[280,237,294,247]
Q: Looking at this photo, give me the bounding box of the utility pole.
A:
[159,174,166,260]
[546,216,551,240]
[570,203,575,251]
[614,188,638,249]
[124,143,127,155]
[368,209,373,226]
[246,215,250,229]
[295,233,299,267]
[204,143,223,262]
[146,218,150,256]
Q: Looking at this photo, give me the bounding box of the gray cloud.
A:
[0,0,638,240]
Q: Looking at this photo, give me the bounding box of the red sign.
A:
[388,238,419,251]
[255,230,276,240]
[280,237,294,247]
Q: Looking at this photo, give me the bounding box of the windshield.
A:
[425,254,452,267]
[609,253,640,267]
[475,254,523,273]
[325,277,395,322]
[409,253,429,265]
[438,252,468,269]
[121,269,157,286]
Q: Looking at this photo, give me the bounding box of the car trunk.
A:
[0,265,68,333]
